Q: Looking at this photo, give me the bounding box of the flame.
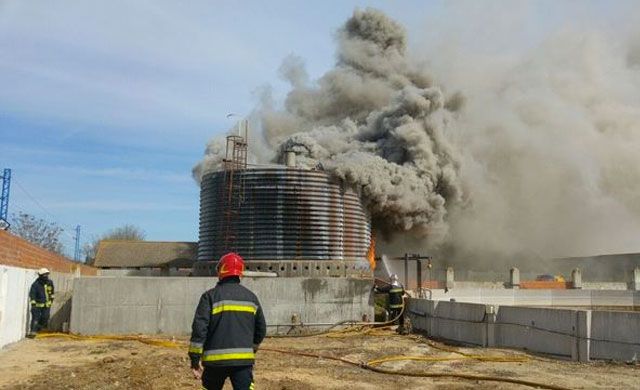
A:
[367,236,376,270]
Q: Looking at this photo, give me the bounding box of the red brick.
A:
[0,230,97,275]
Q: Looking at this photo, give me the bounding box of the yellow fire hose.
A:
[259,347,572,390]
[35,332,569,390]
[35,332,183,348]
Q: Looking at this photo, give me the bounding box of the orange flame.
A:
[367,236,376,270]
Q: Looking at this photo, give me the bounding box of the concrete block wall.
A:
[407,298,640,362]
[0,230,96,275]
[70,277,374,335]
[0,265,76,348]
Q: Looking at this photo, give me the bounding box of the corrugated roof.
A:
[93,241,197,268]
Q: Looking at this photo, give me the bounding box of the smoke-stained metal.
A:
[197,168,371,264]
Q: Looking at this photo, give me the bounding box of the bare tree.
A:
[83,224,146,263]
[11,212,65,255]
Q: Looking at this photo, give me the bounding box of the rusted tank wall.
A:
[198,168,371,264]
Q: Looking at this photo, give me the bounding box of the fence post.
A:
[446,267,455,290]
[632,267,640,291]
[485,305,497,347]
[510,267,520,289]
[576,310,591,362]
[571,268,582,289]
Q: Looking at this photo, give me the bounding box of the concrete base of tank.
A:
[192,259,373,278]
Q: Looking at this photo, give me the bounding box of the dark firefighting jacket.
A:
[377,283,404,310]
[189,277,267,368]
[29,277,55,308]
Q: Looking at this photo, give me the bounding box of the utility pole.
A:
[0,168,11,230]
[393,253,432,291]
[74,225,81,261]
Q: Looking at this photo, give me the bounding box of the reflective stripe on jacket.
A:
[188,277,267,367]
[377,284,405,309]
[29,278,54,308]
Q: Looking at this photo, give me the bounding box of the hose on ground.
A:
[269,296,407,338]
[36,332,567,389]
[35,332,183,348]
[260,347,572,390]
[367,354,529,365]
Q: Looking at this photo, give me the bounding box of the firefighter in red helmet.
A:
[189,253,267,390]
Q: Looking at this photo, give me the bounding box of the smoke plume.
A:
[195,6,640,266]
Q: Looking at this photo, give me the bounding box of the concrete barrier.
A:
[70,277,374,335]
[0,266,76,348]
[423,288,640,308]
[407,298,640,362]
[495,306,578,359]
[431,301,488,346]
[590,311,640,361]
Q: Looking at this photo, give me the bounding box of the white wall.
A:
[0,265,35,348]
[0,266,77,349]
[423,288,640,307]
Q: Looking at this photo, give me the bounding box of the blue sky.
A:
[0,0,440,256]
[0,1,630,257]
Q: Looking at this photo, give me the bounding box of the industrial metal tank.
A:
[194,167,372,277]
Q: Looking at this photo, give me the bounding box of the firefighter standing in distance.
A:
[375,274,406,333]
[189,253,267,390]
[28,268,55,338]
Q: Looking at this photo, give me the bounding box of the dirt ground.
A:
[0,329,638,390]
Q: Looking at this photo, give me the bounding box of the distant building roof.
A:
[556,252,640,262]
[93,241,197,268]
[553,252,640,282]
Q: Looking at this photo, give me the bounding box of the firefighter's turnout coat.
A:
[377,283,404,310]
[189,277,267,368]
[29,277,55,308]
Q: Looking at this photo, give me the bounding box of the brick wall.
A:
[520,280,570,289]
[0,230,97,275]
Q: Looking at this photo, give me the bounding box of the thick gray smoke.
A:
[195,8,464,242]
[420,3,640,264]
[195,6,640,266]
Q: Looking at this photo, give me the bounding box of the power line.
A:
[9,204,76,257]
[12,178,84,243]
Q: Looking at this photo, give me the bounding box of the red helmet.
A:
[217,252,245,280]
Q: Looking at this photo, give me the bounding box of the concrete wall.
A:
[0,265,32,348]
[99,268,192,277]
[422,288,640,307]
[407,298,640,362]
[495,306,577,358]
[0,266,76,348]
[71,277,374,335]
[431,301,487,346]
[590,311,640,361]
